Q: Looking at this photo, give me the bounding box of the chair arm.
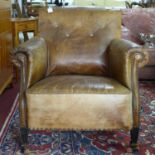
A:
[108,39,148,127]
[108,39,148,89]
[12,37,48,128]
[12,37,48,88]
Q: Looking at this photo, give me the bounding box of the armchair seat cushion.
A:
[26,75,132,130]
[27,75,130,94]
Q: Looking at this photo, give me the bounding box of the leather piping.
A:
[12,52,28,128]
[129,48,148,128]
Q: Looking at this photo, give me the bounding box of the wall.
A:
[73,0,133,7]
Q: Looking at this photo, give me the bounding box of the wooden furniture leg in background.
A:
[11,17,38,82]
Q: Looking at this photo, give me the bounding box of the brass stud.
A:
[90,33,94,37]
[66,33,70,37]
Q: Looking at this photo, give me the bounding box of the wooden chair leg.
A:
[130,127,139,152]
[20,128,28,153]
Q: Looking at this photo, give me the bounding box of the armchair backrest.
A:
[39,8,121,76]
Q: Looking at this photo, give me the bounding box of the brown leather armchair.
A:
[12,8,148,153]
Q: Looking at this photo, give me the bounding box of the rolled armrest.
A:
[12,37,48,88]
[108,39,148,127]
[108,39,148,89]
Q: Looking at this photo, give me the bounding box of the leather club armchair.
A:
[12,8,148,152]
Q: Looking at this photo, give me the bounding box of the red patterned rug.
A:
[0,82,155,155]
